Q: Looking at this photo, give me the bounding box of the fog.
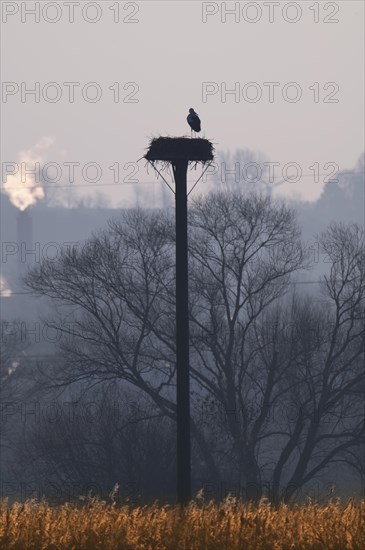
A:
[1,1,364,506]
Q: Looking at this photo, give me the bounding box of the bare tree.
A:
[22,194,303,489]
[238,222,364,502]
[210,149,270,195]
[12,382,176,503]
[187,192,307,477]
[22,193,363,501]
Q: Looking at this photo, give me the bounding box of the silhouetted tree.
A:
[23,194,364,501]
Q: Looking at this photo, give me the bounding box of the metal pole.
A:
[173,159,191,505]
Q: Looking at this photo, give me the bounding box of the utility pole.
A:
[173,159,191,504]
[144,137,214,505]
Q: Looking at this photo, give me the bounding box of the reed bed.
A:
[0,496,364,549]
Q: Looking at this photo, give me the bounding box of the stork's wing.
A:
[193,115,201,132]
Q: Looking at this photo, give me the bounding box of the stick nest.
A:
[144,137,214,165]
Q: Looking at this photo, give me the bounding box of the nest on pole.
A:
[144,137,214,168]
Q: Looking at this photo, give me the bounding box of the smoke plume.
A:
[2,137,54,211]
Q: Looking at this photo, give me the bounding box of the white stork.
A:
[187,108,201,138]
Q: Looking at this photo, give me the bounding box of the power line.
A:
[0,280,333,300]
[1,171,364,191]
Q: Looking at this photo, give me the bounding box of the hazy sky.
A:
[1,0,364,206]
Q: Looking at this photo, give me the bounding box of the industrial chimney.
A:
[17,207,34,275]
